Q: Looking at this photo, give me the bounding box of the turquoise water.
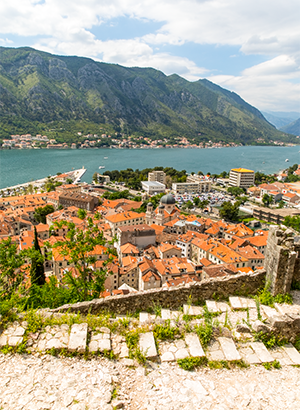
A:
[1,146,300,189]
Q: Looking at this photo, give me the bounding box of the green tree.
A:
[283,215,300,232]
[50,217,115,300]
[0,238,25,299]
[77,209,87,220]
[199,200,209,210]
[92,172,98,184]
[29,227,45,287]
[193,197,200,207]
[219,201,239,221]
[277,200,285,209]
[262,193,272,207]
[184,200,194,210]
[227,186,245,197]
[34,205,55,224]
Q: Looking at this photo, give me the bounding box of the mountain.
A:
[262,111,300,129]
[280,118,300,136]
[0,46,294,144]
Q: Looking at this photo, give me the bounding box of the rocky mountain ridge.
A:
[0,46,294,144]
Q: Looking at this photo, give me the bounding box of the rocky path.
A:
[0,353,300,410]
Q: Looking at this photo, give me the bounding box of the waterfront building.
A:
[229,168,255,188]
[172,180,211,194]
[148,170,166,184]
[141,181,166,195]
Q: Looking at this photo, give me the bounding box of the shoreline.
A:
[1,144,299,152]
[1,168,86,193]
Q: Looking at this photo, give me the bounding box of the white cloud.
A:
[208,55,300,112]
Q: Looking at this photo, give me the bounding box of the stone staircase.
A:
[1,293,300,369]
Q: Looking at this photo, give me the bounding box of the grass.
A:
[177,356,208,371]
[177,357,249,371]
[256,286,293,308]
[262,360,281,370]
[193,306,214,349]
[254,331,287,349]
[125,329,147,365]
[153,321,180,341]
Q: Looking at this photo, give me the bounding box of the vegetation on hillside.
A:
[0,46,296,145]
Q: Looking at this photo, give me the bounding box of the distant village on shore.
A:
[1,132,297,150]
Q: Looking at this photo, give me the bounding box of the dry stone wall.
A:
[264,226,300,295]
[52,270,266,315]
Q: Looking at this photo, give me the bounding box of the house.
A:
[104,211,145,235]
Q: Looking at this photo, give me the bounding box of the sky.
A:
[0,0,299,113]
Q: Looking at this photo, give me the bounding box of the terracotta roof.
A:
[106,211,144,223]
[122,255,138,267]
[120,243,140,255]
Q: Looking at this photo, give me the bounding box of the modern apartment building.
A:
[229,168,255,188]
[148,170,166,184]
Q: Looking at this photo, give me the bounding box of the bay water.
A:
[1,146,300,189]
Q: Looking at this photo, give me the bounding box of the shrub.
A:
[177,356,208,371]
[153,321,180,341]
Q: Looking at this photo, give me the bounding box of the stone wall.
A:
[52,270,266,315]
[264,226,300,295]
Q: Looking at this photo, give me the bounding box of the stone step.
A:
[239,345,261,364]
[274,303,300,316]
[217,302,231,313]
[206,300,219,313]
[282,344,300,365]
[68,323,88,353]
[240,297,256,309]
[35,325,69,351]
[261,305,278,318]
[183,304,203,316]
[160,339,189,362]
[139,332,158,359]
[250,342,274,363]
[185,333,205,357]
[161,309,171,320]
[139,312,150,323]
[0,325,26,348]
[207,339,225,361]
[229,296,243,310]
[271,346,294,366]
[218,337,241,361]
[89,328,111,353]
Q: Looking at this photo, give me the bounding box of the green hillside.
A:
[0,46,295,145]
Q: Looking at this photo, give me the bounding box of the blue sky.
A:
[0,0,299,113]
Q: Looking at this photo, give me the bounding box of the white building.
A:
[141,181,166,195]
[229,168,255,189]
[172,180,211,194]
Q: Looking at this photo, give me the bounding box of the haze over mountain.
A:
[280,118,300,136]
[0,46,295,145]
[261,111,300,130]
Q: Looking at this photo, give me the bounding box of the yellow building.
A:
[229,168,255,188]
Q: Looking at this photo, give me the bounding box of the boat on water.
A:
[104,157,108,159]
[99,166,105,169]
[285,159,289,162]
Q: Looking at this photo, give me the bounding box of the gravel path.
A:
[1,353,300,410]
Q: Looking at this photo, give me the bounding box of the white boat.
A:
[99,165,105,169]
[285,159,289,162]
[104,157,108,159]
